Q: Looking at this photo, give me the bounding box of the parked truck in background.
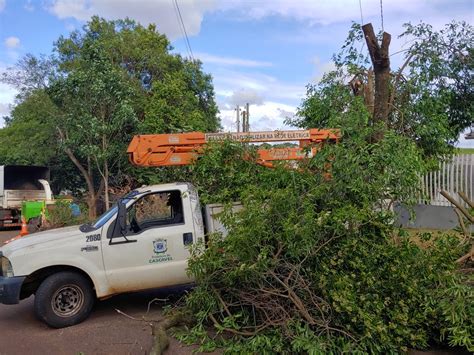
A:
[0,165,53,228]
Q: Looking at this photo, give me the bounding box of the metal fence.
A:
[420,154,474,207]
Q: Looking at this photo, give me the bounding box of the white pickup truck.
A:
[0,182,232,328]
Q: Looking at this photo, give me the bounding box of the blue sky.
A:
[0,0,473,147]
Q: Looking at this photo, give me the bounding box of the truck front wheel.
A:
[34,271,95,328]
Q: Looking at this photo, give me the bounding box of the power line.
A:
[357,0,366,65]
[172,0,191,59]
[172,0,190,58]
[173,0,194,62]
[358,0,364,26]
[380,0,384,32]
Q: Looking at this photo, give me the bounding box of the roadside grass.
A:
[456,148,474,154]
[395,227,466,249]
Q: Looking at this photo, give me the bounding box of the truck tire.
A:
[34,271,95,328]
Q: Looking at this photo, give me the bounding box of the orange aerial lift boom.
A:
[127,129,340,168]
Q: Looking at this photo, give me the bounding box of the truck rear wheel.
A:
[34,271,95,328]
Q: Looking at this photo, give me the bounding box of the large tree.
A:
[0,90,58,165]
[0,89,85,195]
[292,21,473,158]
[1,16,220,217]
[50,28,138,215]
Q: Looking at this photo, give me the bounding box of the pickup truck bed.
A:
[204,203,242,236]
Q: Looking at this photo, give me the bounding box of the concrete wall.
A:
[395,203,472,231]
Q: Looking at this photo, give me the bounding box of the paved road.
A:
[0,230,194,355]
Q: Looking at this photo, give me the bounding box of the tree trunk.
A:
[57,127,101,218]
[104,160,110,210]
[362,23,391,142]
[364,69,375,116]
[87,194,98,219]
[86,159,97,219]
[63,147,98,218]
[101,133,110,210]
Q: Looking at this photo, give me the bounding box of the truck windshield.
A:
[91,190,141,229]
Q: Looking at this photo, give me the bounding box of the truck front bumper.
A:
[0,276,25,304]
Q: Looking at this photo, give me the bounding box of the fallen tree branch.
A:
[439,191,473,265]
[454,208,470,238]
[458,191,474,209]
[115,308,162,323]
[150,313,194,355]
[456,246,473,264]
[440,190,474,223]
[208,313,269,336]
[212,287,232,318]
[146,298,169,315]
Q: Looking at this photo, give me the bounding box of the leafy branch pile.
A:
[171,23,474,351]
[173,116,473,353]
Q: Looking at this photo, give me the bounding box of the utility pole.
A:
[235,103,250,132]
[241,110,247,132]
[245,103,250,132]
[235,105,240,132]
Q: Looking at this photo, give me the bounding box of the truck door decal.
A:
[81,245,99,252]
[153,239,167,253]
[149,238,173,263]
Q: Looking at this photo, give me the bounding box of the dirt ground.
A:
[0,229,196,355]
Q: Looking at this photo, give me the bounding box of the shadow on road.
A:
[0,286,194,355]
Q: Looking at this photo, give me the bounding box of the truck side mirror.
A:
[117,201,127,233]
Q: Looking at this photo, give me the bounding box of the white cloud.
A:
[4,36,20,49]
[0,0,4,12]
[24,0,35,11]
[0,82,18,127]
[219,101,296,132]
[234,1,473,60]
[45,0,473,45]
[196,52,272,67]
[229,89,264,106]
[0,102,11,122]
[216,0,466,26]
[47,0,217,40]
[213,69,305,104]
[48,0,91,20]
[65,23,76,31]
[0,62,18,117]
[311,56,336,82]
[210,66,306,132]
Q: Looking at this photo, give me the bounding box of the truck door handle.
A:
[183,232,193,246]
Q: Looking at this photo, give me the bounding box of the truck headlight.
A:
[1,256,14,277]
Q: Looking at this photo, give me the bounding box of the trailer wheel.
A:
[34,271,95,328]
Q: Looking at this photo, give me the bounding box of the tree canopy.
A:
[291,21,473,158]
[0,16,220,215]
